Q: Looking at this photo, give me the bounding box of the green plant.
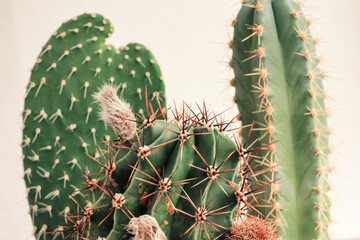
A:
[22,13,166,238]
[41,84,278,240]
[231,0,331,239]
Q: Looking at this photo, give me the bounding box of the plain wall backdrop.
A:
[0,0,359,239]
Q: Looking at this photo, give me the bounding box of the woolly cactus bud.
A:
[127,215,167,240]
[227,216,279,240]
[93,84,136,140]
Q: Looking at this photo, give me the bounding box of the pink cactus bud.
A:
[227,216,279,240]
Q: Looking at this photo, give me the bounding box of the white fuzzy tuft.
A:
[127,215,167,240]
[93,84,136,140]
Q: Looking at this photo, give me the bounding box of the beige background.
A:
[0,0,359,239]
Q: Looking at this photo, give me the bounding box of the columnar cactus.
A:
[231,0,331,239]
[22,13,166,238]
[38,84,278,240]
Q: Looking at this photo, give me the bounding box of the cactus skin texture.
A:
[22,13,166,238]
[231,0,330,239]
[43,84,278,240]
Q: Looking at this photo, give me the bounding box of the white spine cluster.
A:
[127,215,167,240]
[93,84,136,140]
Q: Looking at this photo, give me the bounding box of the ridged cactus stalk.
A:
[35,84,279,240]
[231,0,331,239]
[22,13,166,238]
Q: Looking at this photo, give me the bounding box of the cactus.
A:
[42,84,278,240]
[231,0,330,239]
[22,13,166,238]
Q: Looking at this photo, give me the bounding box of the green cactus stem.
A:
[48,84,278,240]
[231,0,331,239]
[22,13,166,238]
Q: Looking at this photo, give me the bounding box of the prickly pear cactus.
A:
[231,0,330,239]
[44,84,278,240]
[22,13,166,238]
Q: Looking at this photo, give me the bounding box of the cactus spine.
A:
[22,13,166,238]
[231,0,331,239]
